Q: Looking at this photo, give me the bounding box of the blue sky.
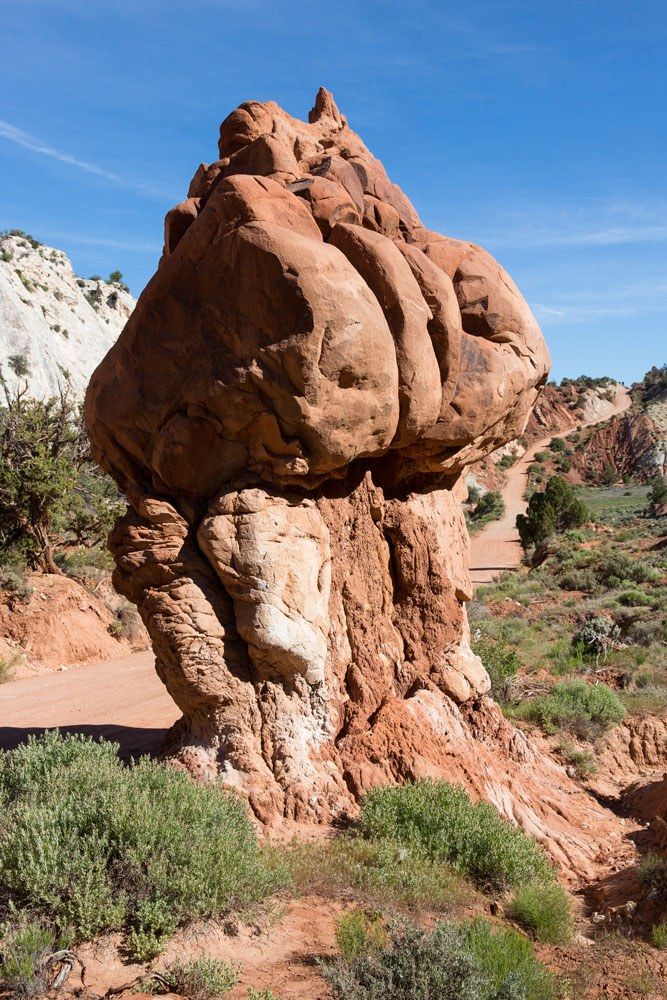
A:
[0,0,664,383]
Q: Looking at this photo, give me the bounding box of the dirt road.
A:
[469,386,631,588]
[0,649,178,756]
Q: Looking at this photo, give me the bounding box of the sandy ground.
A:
[469,386,631,588]
[0,649,178,756]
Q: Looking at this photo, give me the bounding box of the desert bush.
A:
[322,918,559,1000]
[558,566,598,593]
[498,450,519,470]
[557,740,597,778]
[550,438,567,453]
[335,911,387,962]
[0,566,32,602]
[471,633,520,701]
[551,638,588,676]
[358,781,553,890]
[0,732,284,956]
[591,552,658,588]
[618,590,654,607]
[572,617,621,661]
[507,880,573,944]
[469,491,505,529]
[56,543,114,576]
[162,955,238,999]
[627,619,665,647]
[514,680,626,736]
[286,836,470,913]
[652,922,667,949]
[534,451,549,463]
[0,919,56,997]
[638,853,667,896]
[246,990,280,1000]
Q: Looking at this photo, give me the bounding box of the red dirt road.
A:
[0,649,178,755]
[469,386,631,588]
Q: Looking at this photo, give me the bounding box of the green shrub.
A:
[517,477,588,550]
[56,544,114,576]
[246,990,280,1000]
[358,781,553,890]
[286,836,470,912]
[550,438,567,453]
[335,911,387,962]
[0,566,32,602]
[590,552,658,588]
[469,491,505,530]
[498,450,519,470]
[0,732,284,954]
[471,633,519,702]
[0,920,56,997]
[647,477,667,509]
[162,955,238,999]
[628,619,665,647]
[652,922,667,949]
[638,854,667,895]
[322,918,559,1000]
[618,590,654,607]
[558,566,598,593]
[507,880,573,944]
[572,617,621,661]
[557,740,597,778]
[127,898,178,961]
[514,680,626,736]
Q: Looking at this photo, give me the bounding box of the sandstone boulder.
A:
[85,91,627,869]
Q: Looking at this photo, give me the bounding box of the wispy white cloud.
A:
[488,223,667,249]
[44,231,162,253]
[535,304,638,322]
[0,120,173,200]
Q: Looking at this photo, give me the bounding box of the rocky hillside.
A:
[468,377,628,491]
[563,369,666,484]
[0,230,135,397]
[524,377,624,443]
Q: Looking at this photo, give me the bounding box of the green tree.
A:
[648,476,667,508]
[0,360,122,572]
[516,476,588,550]
[107,270,129,292]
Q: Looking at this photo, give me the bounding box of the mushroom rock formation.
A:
[85,89,621,871]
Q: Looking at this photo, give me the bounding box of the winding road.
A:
[0,386,631,752]
[470,385,631,588]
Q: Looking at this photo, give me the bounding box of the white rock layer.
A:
[0,232,135,398]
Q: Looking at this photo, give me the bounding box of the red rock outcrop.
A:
[83,91,599,850]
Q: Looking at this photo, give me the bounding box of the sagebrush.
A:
[0,732,284,957]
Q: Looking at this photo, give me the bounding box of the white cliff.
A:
[0,230,135,398]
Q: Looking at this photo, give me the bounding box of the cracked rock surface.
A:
[85,90,621,857]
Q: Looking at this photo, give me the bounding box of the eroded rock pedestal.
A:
[86,90,626,870]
